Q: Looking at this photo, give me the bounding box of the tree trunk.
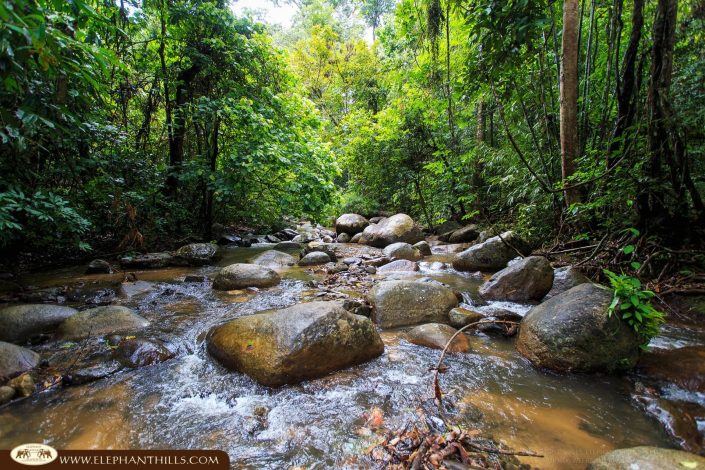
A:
[560,0,581,207]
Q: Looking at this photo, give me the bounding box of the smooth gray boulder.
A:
[413,241,432,256]
[207,301,384,386]
[452,231,531,272]
[517,283,641,372]
[335,213,369,235]
[250,250,297,269]
[174,243,219,265]
[57,306,150,340]
[336,233,351,243]
[0,341,40,378]
[448,224,479,243]
[587,446,705,470]
[368,280,458,328]
[298,251,331,266]
[544,266,590,299]
[213,263,280,290]
[479,256,554,302]
[406,323,470,352]
[0,304,78,343]
[377,260,419,273]
[383,242,422,261]
[359,214,424,248]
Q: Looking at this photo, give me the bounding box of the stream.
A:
[0,244,686,468]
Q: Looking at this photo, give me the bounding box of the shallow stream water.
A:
[0,245,686,468]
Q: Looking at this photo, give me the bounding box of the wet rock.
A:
[120,252,174,269]
[448,224,479,244]
[517,283,640,372]
[587,446,705,470]
[448,307,484,329]
[302,242,338,262]
[336,232,351,243]
[328,262,348,274]
[369,280,458,328]
[0,341,40,378]
[413,241,432,256]
[342,300,372,318]
[343,257,363,265]
[213,263,281,290]
[207,301,384,386]
[383,242,422,261]
[476,309,523,337]
[7,373,34,397]
[363,257,391,267]
[183,275,208,283]
[452,231,531,272]
[544,266,591,299]
[406,323,470,352]
[377,260,419,273]
[250,250,297,269]
[85,259,113,274]
[0,386,14,405]
[364,266,377,274]
[359,213,424,248]
[217,234,242,245]
[273,241,304,251]
[66,286,117,306]
[114,338,175,368]
[174,243,219,266]
[350,233,363,243]
[633,392,705,455]
[432,243,470,255]
[299,251,331,266]
[57,306,150,340]
[636,346,705,392]
[335,214,369,236]
[264,234,281,243]
[118,280,155,299]
[479,256,554,302]
[70,362,123,385]
[0,304,78,343]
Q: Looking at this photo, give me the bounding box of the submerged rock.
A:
[383,242,422,261]
[544,266,591,299]
[359,213,424,248]
[212,263,280,290]
[7,373,34,397]
[174,243,219,266]
[0,304,78,343]
[516,283,641,372]
[588,446,705,470]
[452,231,530,272]
[114,338,175,368]
[207,301,384,386]
[57,306,150,340]
[298,251,331,266]
[479,256,554,302]
[335,213,369,235]
[406,323,470,352]
[0,341,40,378]
[368,280,458,328]
[250,250,297,269]
[636,346,705,392]
[120,252,174,269]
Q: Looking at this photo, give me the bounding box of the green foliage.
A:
[604,270,665,348]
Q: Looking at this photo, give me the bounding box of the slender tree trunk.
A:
[560,0,581,207]
[204,115,220,240]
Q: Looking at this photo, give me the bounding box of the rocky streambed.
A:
[0,216,704,468]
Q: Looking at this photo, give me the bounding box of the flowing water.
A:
[0,246,679,468]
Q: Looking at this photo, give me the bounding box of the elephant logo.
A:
[10,443,58,466]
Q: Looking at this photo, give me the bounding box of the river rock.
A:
[0,304,79,343]
[448,307,484,328]
[174,243,219,266]
[57,306,150,340]
[587,446,705,470]
[207,301,384,386]
[85,259,113,274]
[336,233,351,243]
[213,263,280,290]
[120,252,174,269]
[0,341,40,378]
[273,241,304,251]
[448,224,479,243]
[479,256,554,302]
[114,338,175,368]
[636,346,705,392]
[413,241,432,256]
[7,373,34,397]
[406,323,470,352]
[452,231,531,272]
[0,385,14,405]
[335,214,369,235]
[544,266,591,299]
[476,309,523,337]
[369,280,458,328]
[298,251,331,266]
[250,250,297,269]
[359,214,424,248]
[517,283,641,372]
[383,242,422,261]
[377,260,419,273]
[350,233,363,243]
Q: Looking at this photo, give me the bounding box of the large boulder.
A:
[452,231,531,272]
[383,242,422,261]
[120,252,174,269]
[479,256,554,302]
[406,323,470,352]
[0,304,78,343]
[587,446,705,470]
[298,251,331,266]
[207,301,384,386]
[250,250,297,269]
[0,341,39,378]
[58,306,150,340]
[335,214,369,236]
[544,266,591,299]
[448,224,479,244]
[213,263,280,290]
[359,214,424,248]
[516,283,641,372]
[636,346,705,392]
[174,243,219,266]
[368,280,458,328]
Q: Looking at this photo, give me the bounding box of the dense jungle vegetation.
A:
[1,0,704,282]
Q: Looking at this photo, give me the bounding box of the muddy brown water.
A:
[0,245,683,468]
